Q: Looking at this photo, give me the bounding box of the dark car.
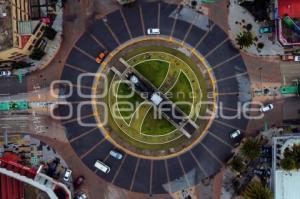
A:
[73,175,85,189]
[264,169,271,177]
[253,169,264,176]
[253,169,271,177]
[259,157,272,164]
[261,146,272,157]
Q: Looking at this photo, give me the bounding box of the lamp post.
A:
[258,67,262,91]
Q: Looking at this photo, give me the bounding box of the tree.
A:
[246,24,253,31]
[281,144,300,170]
[280,157,296,170]
[244,181,273,199]
[236,31,254,49]
[229,156,245,173]
[241,138,261,161]
[257,42,265,49]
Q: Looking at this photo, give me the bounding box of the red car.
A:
[73,175,85,189]
[281,55,294,61]
[95,51,108,63]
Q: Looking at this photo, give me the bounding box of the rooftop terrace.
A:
[0,2,13,51]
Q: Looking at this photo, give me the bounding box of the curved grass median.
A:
[134,60,169,88]
[168,72,193,115]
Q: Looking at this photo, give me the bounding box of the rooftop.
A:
[273,135,300,199]
[0,2,13,51]
[278,0,300,18]
[274,170,300,199]
[150,93,163,106]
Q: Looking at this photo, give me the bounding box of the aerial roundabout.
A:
[58,1,251,194]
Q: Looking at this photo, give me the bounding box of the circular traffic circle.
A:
[59,1,251,194]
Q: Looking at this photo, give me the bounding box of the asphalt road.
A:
[0,76,27,95]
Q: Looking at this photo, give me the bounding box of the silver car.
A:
[63,169,72,182]
[109,150,123,160]
[260,104,274,112]
[147,28,160,35]
[230,130,241,139]
[0,70,11,77]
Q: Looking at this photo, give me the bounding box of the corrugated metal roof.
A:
[17,20,40,35]
[275,170,300,199]
[278,0,300,18]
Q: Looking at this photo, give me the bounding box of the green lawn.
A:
[168,72,193,115]
[117,82,144,123]
[134,60,169,88]
[141,106,176,135]
[99,45,210,151]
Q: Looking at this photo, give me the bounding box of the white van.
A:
[94,160,110,174]
[147,28,160,35]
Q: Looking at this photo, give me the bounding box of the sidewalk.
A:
[228,0,284,56]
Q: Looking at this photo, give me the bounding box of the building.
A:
[0,153,72,199]
[0,0,60,62]
[272,134,300,199]
[275,0,300,46]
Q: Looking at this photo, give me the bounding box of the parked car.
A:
[259,26,274,34]
[73,175,85,189]
[294,56,300,62]
[254,168,271,177]
[260,104,274,113]
[230,130,241,139]
[281,55,294,61]
[253,169,264,176]
[109,150,123,160]
[94,160,110,174]
[95,51,108,63]
[74,191,88,199]
[259,157,272,164]
[63,169,72,182]
[264,169,271,177]
[147,28,160,35]
[0,70,11,77]
[261,146,272,156]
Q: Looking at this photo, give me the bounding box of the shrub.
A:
[236,31,254,49]
[257,42,265,49]
[229,156,245,173]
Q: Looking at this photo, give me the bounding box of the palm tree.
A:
[229,156,245,173]
[281,144,300,170]
[236,31,254,49]
[280,157,296,170]
[241,138,261,161]
[244,181,273,199]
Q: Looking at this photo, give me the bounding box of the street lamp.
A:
[258,67,262,91]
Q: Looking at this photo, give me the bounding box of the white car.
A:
[230,130,241,139]
[294,56,300,62]
[109,150,123,160]
[63,169,72,182]
[75,192,88,199]
[260,104,274,112]
[94,160,110,174]
[147,28,160,35]
[0,70,11,77]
